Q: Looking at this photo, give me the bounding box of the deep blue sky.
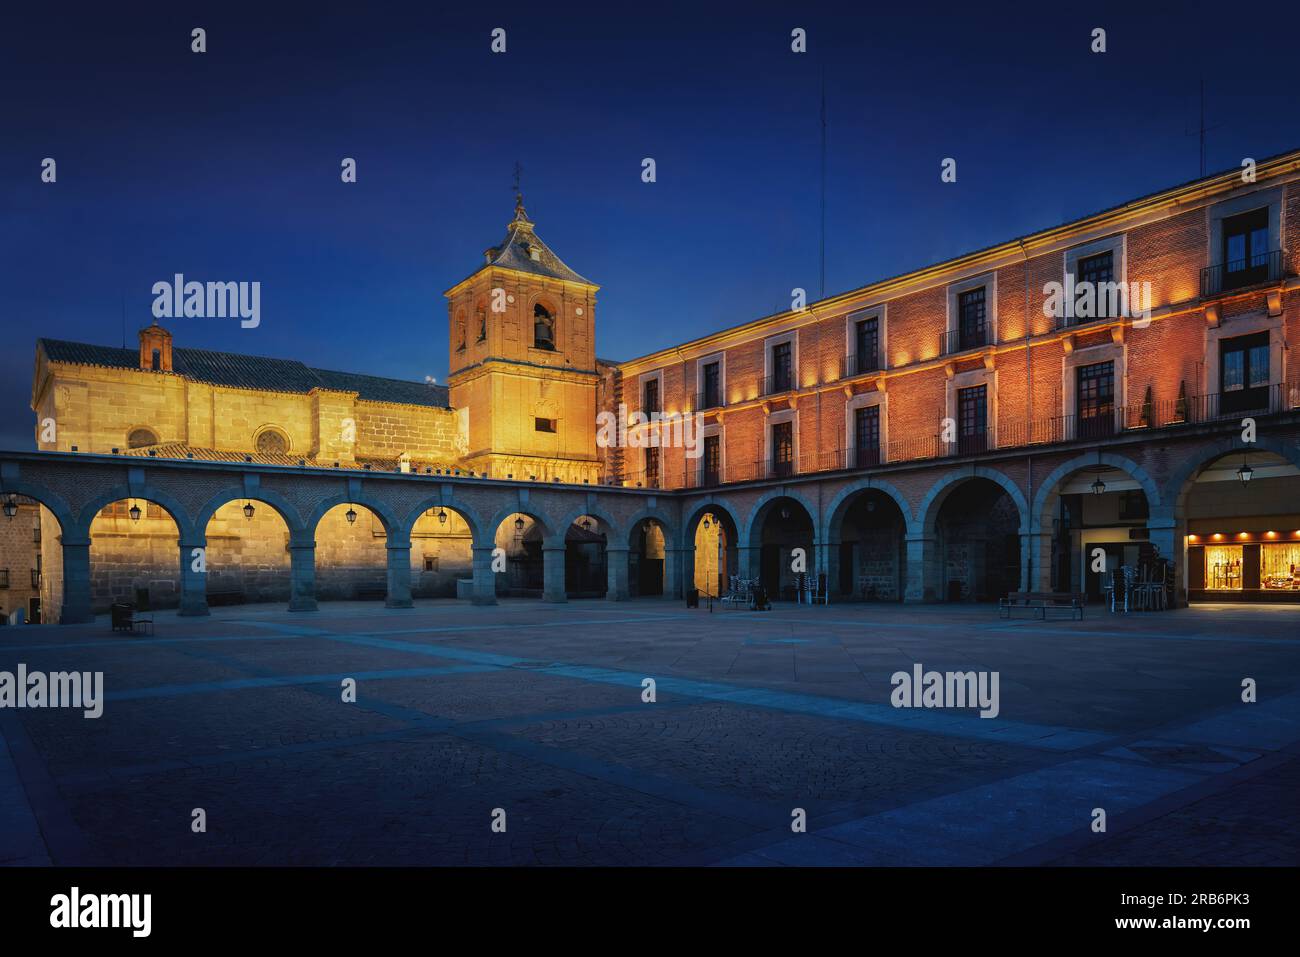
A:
[3,1,1299,449]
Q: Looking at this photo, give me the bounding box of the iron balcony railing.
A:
[762,370,795,396]
[693,390,724,412]
[842,351,882,379]
[1201,249,1283,296]
[943,322,989,355]
[690,466,722,489]
[1053,302,1126,330]
[851,445,882,469]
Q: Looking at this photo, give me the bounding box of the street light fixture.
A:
[345,506,358,525]
[129,501,142,522]
[514,515,525,532]
[1237,455,1254,486]
[437,508,448,525]
[243,501,255,520]
[2,494,18,520]
[1090,472,1106,496]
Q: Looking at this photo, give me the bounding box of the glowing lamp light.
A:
[345,506,358,525]
[1090,474,1106,496]
[129,502,142,522]
[1237,457,1254,485]
[1212,533,1223,541]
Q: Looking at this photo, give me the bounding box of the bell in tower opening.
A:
[533,303,555,350]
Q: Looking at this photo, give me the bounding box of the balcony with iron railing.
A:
[685,464,722,489]
[1053,300,1127,330]
[841,351,882,379]
[761,369,796,397]
[693,390,724,412]
[943,322,989,356]
[1201,249,1284,297]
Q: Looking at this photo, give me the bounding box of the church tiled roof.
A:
[119,443,461,473]
[38,339,450,408]
[480,195,593,286]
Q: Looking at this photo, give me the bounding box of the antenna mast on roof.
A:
[819,64,827,300]
[1184,78,1222,178]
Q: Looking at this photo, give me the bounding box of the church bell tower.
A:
[445,192,600,483]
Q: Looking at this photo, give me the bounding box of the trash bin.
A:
[686,588,699,608]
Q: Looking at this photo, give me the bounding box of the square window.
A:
[534,418,557,433]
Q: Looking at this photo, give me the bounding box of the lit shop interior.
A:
[1184,450,1300,603]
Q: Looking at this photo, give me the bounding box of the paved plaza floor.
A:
[2,598,1297,866]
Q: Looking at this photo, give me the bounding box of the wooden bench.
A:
[998,591,1085,621]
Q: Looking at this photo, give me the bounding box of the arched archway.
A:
[0,484,74,625]
[826,485,909,601]
[87,496,184,612]
[406,504,476,599]
[313,501,389,601]
[683,503,739,600]
[924,475,1024,603]
[202,498,293,606]
[562,514,609,599]
[1031,454,1160,600]
[1171,441,1300,604]
[751,495,817,601]
[492,510,550,598]
[628,517,668,597]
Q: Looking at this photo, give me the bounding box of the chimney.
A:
[139,321,173,372]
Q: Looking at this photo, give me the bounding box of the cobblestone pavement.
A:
[1,599,1297,866]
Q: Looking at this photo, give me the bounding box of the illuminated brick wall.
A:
[611,171,1300,489]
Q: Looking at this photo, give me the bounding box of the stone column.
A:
[288,540,318,612]
[385,540,413,609]
[605,545,630,601]
[470,545,498,606]
[542,545,567,603]
[60,537,94,625]
[1021,532,1052,593]
[903,533,940,603]
[1147,511,1185,608]
[178,540,210,617]
[663,545,683,599]
[813,540,831,603]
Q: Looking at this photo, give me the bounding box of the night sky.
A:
[2,1,1298,449]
